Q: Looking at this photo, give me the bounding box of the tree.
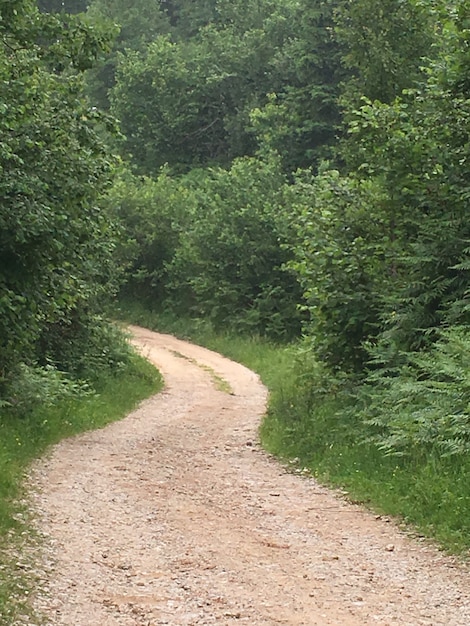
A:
[110,0,346,174]
[83,0,171,109]
[38,0,88,13]
[335,0,435,104]
[285,1,467,370]
[288,168,391,371]
[161,0,219,38]
[250,0,346,172]
[287,0,470,376]
[165,157,304,339]
[0,0,120,383]
[111,27,275,172]
[105,166,195,305]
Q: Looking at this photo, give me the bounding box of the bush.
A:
[4,364,92,418]
[166,156,304,340]
[37,315,134,381]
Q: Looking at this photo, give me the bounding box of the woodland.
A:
[1,0,470,548]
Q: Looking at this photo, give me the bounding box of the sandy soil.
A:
[26,325,470,625]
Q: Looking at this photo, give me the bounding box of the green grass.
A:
[0,352,162,625]
[262,389,470,553]
[115,301,470,557]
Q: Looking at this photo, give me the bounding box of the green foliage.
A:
[166,157,304,339]
[111,26,273,172]
[0,0,121,390]
[84,0,171,108]
[111,34,229,172]
[106,167,195,303]
[36,314,137,379]
[0,319,146,418]
[112,157,303,340]
[5,364,92,418]
[341,25,470,353]
[357,326,470,458]
[250,0,346,172]
[86,0,170,49]
[277,0,468,373]
[108,0,345,174]
[161,0,218,38]
[287,168,392,371]
[335,0,435,104]
[38,0,88,13]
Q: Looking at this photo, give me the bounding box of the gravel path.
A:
[27,325,470,625]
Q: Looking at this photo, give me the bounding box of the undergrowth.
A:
[0,348,162,625]
[118,300,470,556]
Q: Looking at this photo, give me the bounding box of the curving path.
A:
[28,326,470,625]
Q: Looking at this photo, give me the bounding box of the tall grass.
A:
[0,351,162,625]
[116,301,470,556]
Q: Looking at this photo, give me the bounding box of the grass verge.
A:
[262,390,470,554]
[0,350,162,625]
[116,301,470,556]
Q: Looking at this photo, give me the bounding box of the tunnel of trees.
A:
[2,0,470,460]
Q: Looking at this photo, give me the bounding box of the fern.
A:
[357,326,470,457]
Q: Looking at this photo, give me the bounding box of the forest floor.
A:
[24,326,470,625]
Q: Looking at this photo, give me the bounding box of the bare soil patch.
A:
[27,326,470,625]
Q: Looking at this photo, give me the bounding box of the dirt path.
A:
[28,326,470,625]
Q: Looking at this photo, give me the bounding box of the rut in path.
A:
[28,325,470,625]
